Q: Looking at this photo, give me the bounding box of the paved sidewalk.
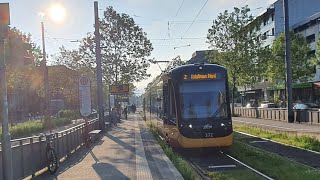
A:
[35,114,183,180]
[233,117,320,139]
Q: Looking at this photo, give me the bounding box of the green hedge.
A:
[58,109,81,119]
[0,117,73,141]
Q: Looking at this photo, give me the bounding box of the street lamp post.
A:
[1,24,13,180]
[94,1,104,130]
[41,21,52,131]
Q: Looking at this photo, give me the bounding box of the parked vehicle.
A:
[245,101,259,108]
[259,101,278,108]
[293,103,320,111]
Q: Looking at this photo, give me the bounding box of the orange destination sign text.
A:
[184,73,217,80]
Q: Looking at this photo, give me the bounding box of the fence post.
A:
[19,140,24,178]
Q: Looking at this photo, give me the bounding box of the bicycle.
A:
[40,133,59,174]
[83,118,91,147]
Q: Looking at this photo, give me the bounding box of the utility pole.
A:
[41,21,51,131]
[94,1,104,130]
[283,0,294,123]
[0,3,13,179]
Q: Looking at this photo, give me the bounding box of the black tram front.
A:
[162,64,233,148]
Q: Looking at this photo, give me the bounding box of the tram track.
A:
[179,149,274,180]
[234,130,320,170]
[154,122,274,179]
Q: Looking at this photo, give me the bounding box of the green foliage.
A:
[231,141,320,180]
[0,118,73,141]
[59,109,81,119]
[207,6,268,89]
[267,31,313,82]
[52,118,72,128]
[42,117,72,129]
[146,122,201,180]
[310,34,320,66]
[164,56,184,73]
[54,6,153,85]
[6,121,43,140]
[48,65,79,109]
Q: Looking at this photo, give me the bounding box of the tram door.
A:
[163,81,179,142]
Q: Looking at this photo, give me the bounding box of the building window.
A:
[263,18,269,26]
[271,14,274,21]
[306,34,315,44]
[262,31,269,40]
[272,28,275,36]
[262,32,267,40]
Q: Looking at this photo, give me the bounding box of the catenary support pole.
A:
[283,0,294,123]
[41,22,52,131]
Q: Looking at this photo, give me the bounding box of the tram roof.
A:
[166,63,226,74]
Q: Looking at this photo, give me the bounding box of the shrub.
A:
[59,109,81,119]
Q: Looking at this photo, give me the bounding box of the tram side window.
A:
[163,83,169,122]
[168,84,176,124]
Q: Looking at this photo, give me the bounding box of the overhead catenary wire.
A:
[43,28,65,48]
[159,0,186,58]
[163,0,209,62]
[182,0,209,37]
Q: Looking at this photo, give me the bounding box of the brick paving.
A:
[35,114,183,180]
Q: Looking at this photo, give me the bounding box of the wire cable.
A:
[182,0,209,37]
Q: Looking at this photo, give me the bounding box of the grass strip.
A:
[233,124,320,152]
[230,140,320,180]
[146,121,201,180]
[146,121,264,180]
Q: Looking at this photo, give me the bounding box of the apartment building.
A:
[240,0,320,104]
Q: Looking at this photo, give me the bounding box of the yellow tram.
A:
[156,63,233,148]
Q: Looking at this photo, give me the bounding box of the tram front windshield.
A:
[179,80,227,120]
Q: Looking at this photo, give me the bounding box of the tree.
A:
[207,5,267,114]
[310,35,320,71]
[267,31,313,83]
[164,55,184,73]
[48,65,79,109]
[0,27,43,120]
[69,6,153,85]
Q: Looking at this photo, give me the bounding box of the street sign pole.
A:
[0,3,13,180]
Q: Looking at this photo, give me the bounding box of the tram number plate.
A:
[205,133,214,138]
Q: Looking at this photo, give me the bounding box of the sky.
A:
[5,0,277,94]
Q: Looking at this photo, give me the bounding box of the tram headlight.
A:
[189,124,192,128]
[221,123,225,127]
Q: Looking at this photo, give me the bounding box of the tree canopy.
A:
[267,31,313,82]
[54,6,153,86]
[207,6,267,89]
[206,5,268,112]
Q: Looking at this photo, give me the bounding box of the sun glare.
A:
[48,3,66,23]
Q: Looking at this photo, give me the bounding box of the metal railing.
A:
[0,119,99,180]
[234,107,320,125]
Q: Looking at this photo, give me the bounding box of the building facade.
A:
[240,0,320,105]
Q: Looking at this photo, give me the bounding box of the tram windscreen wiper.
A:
[210,90,226,119]
[210,102,226,119]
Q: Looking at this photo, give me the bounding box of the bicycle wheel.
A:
[46,147,59,174]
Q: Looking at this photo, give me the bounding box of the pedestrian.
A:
[123,106,128,120]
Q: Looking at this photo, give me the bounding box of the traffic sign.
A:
[110,84,129,94]
[115,94,129,102]
[0,3,10,25]
[79,76,91,117]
